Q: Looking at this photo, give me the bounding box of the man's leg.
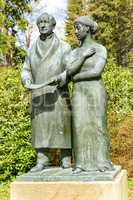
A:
[30,148,49,172]
[61,149,71,168]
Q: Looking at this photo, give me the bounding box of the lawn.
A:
[0,182,10,200]
[0,179,133,200]
[129,178,133,200]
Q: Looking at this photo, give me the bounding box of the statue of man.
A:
[21,13,71,173]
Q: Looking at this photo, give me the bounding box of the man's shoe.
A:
[30,149,50,173]
[29,163,49,173]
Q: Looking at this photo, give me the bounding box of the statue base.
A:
[11,170,128,200]
[16,165,121,181]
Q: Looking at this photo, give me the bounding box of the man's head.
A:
[37,13,56,36]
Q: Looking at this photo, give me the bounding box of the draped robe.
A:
[21,33,71,149]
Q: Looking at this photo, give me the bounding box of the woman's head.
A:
[74,16,98,40]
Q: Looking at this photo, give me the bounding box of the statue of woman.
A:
[63,16,114,174]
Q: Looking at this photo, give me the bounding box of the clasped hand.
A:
[82,47,96,58]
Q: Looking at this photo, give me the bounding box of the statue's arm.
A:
[67,56,88,77]
[21,55,32,86]
[56,48,96,87]
[73,56,106,81]
[67,48,96,78]
[56,57,87,87]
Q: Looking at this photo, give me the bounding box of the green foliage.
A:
[103,57,131,121]
[0,33,15,55]
[0,67,35,181]
[129,179,133,190]
[88,0,133,67]
[129,179,133,200]
[4,0,31,29]
[17,18,28,31]
[12,48,27,66]
[0,0,31,66]
[66,0,84,45]
[0,182,10,200]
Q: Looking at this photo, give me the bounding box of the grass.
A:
[0,182,10,200]
[0,179,133,200]
[129,178,133,200]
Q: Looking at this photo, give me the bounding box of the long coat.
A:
[67,40,113,171]
[21,33,71,149]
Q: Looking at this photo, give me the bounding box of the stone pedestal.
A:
[11,170,128,200]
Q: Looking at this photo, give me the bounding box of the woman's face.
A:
[74,22,90,41]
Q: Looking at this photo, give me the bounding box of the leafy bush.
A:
[103,57,131,123]
[0,67,35,181]
[103,58,133,176]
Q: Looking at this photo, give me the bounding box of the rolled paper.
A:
[25,78,57,90]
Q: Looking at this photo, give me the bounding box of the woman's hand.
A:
[82,47,96,58]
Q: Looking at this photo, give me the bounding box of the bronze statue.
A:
[20,14,116,181]
[21,13,72,173]
[49,15,114,174]
[64,16,114,174]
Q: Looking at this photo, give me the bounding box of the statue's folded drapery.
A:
[21,33,71,149]
[65,42,113,171]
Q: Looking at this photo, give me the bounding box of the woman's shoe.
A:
[72,167,83,174]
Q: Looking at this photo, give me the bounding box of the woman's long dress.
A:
[69,41,113,171]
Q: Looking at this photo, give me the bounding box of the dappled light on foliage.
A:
[0,0,31,66]
[0,67,36,181]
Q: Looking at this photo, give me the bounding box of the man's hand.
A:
[23,79,31,89]
[48,71,67,87]
[48,75,61,86]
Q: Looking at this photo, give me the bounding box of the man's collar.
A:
[40,32,54,41]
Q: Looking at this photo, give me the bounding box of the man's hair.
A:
[36,12,56,27]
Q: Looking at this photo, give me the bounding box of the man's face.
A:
[74,22,89,41]
[38,16,54,36]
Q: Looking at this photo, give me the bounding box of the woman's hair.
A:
[36,12,56,27]
[74,16,98,34]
